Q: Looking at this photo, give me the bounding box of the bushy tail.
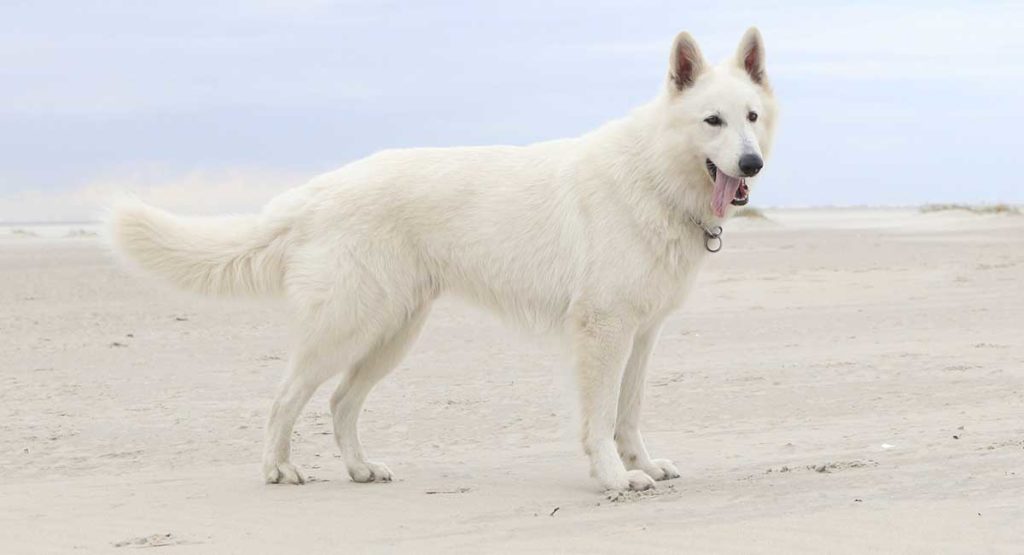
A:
[105,199,290,297]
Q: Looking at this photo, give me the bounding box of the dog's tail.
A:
[105,198,291,298]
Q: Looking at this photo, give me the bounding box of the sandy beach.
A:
[1,208,1022,553]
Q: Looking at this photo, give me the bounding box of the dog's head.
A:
[657,28,778,218]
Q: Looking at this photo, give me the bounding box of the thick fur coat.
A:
[108,28,778,491]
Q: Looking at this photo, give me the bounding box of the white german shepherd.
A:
[108,28,777,492]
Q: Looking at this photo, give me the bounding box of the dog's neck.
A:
[580,99,725,255]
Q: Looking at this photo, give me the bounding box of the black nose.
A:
[738,154,763,177]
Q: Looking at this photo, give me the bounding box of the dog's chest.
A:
[617,236,705,319]
[644,259,701,315]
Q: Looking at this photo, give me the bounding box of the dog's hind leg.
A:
[262,338,350,484]
[262,290,384,484]
[330,304,431,483]
[614,322,680,481]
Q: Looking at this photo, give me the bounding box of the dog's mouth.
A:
[706,159,749,217]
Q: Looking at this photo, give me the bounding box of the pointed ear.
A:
[668,32,706,91]
[735,27,766,85]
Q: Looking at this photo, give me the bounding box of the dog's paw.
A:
[644,458,681,481]
[622,452,681,481]
[347,461,393,483]
[603,469,656,492]
[264,461,305,485]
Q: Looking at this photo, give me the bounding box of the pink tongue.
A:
[711,171,744,218]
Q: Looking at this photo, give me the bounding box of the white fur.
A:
[107,28,777,492]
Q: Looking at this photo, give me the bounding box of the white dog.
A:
[108,28,777,492]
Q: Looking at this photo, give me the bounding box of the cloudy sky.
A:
[2,1,1022,221]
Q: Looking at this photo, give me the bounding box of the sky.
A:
[2,0,1023,221]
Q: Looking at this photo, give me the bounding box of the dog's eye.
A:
[703,115,723,126]
[747,111,758,122]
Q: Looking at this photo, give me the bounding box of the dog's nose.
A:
[738,154,763,177]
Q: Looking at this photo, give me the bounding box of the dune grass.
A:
[733,206,768,219]
[65,228,98,237]
[920,203,1020,215]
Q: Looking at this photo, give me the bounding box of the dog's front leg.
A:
[614,323,680,481]
[571,309,655,492]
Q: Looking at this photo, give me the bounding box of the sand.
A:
[1,208,1022,553]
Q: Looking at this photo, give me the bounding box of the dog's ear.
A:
[668,32,706,91]
[735,27,766,85]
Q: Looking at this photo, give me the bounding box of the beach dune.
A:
[1,208,1022,552]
